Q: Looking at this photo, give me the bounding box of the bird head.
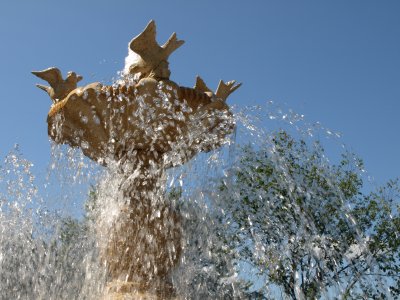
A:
[66,71,83,83]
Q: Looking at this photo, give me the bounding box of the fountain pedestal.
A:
[100,153,181,298]
[33,20,240,298]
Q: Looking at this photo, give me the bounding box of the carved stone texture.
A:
[41,77,237,168]
[33,20,240,299]
[128,20,184,81]
[32,68,82,102]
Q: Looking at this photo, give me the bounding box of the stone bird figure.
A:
[127,20,184,80]
[32,67,83,102]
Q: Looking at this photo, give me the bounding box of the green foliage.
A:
[54,133,400,298]
[58,185,97,250]
[220,131,400,299]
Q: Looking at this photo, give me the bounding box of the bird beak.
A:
[77,75,83,82]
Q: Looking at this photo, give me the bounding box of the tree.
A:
[219,131,400,299]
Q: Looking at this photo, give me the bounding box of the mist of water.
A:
[0,95,396,299]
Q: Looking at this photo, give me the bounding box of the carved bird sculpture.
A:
[194,76,242,101]
[32,67,83,102]
[127,20,184,79]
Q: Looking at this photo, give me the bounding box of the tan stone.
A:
[128,20,184,80]
[33,20,240,299]
[32,67,82,102]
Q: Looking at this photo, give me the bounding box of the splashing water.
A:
[0,97,398,299]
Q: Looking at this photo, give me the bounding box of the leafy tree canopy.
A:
[219,131,400,299]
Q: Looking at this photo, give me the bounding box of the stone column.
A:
[101,151,182,299]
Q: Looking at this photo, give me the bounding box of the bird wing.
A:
[194,76,212,94]
[215,80,242,102]
[31,67,63,88]
[128,20,163,61]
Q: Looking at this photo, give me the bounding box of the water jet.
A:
[33,20,240,299]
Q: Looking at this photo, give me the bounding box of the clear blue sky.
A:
[0,0,399,185]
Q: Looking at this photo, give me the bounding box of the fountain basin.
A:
[47,78,234,167]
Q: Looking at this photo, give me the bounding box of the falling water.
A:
[0,97,397,299]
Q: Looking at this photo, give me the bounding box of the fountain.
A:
[32,20,240,299]
[0,18,391,300]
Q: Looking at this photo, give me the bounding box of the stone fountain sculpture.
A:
[33,20,240,299]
